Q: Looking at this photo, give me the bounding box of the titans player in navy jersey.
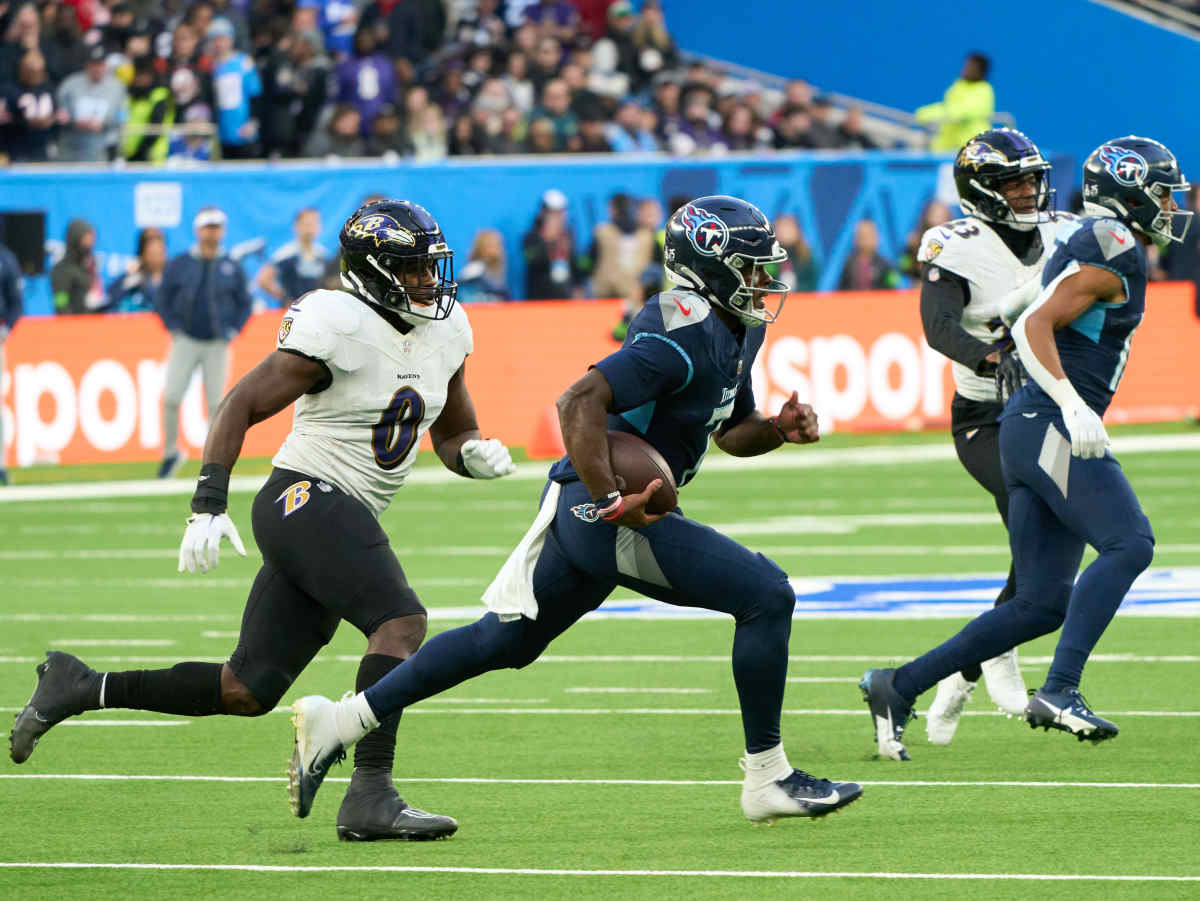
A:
[287,196,864,827]
[862,137,1192,759]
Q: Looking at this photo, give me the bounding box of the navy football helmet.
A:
[953,128,1052,230]
[1083,136,1191,246]
[663,195,788,327]
[339,200,456,320]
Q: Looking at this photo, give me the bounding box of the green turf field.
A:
[1,426,1198,899]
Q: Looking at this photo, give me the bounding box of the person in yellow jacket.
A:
[121,57,175,163]
[916,53,994,152]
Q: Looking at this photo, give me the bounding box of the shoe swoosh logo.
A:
[674,298,692,316]
[807,788,839,805]
[308,755,326,776]
[1022,412,1037,418]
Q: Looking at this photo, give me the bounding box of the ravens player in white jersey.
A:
[10,200,517,841]
[864,136,1191,759]
[914,129,1077,745]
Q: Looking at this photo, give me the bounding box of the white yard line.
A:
[564,687,714,694]
[0,862,1193,882]
[0,653,1196,664]
[46,640,176,647]
[1,774,1197,789]
[1,433,1196,505]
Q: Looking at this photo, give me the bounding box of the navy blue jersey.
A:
[548,290,763,488]
[1007,216,1147,418]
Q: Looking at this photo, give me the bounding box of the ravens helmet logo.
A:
[957,141,1006,171]
[345,214,417,248]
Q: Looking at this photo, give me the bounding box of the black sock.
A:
[103,662,223,715]
[353,654,404,772]
[959,571,1018,682]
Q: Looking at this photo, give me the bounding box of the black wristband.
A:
[455,448,475,478]
[190,463,231,514]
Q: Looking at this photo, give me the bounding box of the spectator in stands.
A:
[432,64,472,122]
[522,0,580,42]
[671,88,723,154]
[1165,184,1200,317]
[0,3,49,85]
[51,219,103,314]
[363,0,445,65]
[43,2,88,84]
[316,0,359,59]
[574,0,615,40]
[455,0,507,48]
[533,77,578,151]
[336,24,395,135]
[167,69,215,161]
[303,102,365,157]
[772,106,816,150]
[122,55,174,163]
[458,228,511,303]
[594,0,638,85]
[722,103,769,151]
[804,94,843,149]
[408,102,448,159]
[366,102,412,157]
[502,50,535,113]
[55,43,127,161]
[166,22,203,90]
[631,0,675,87]
[772,214,819,292]
[260,29,328,158]
[606,99,657,152]
[576,113,612,153]
[562,59,605,123]
[255,208,328,306]
[156,205,251,479]
[837,106,880,150]
[525,115,556,153]
[207,17,262,158]
[898,199,953,278]
[105,227,166,313]
[461,47,495,96]
[1,49,60,162]
[915,51,994,152]
[449,111,487,155]
[528,34,563,92]
[522,188,582,299]
[838,219,900,290]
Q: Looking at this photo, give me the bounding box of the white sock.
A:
[334,692,379,746]
[741,743,792,789]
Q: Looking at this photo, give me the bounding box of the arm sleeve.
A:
[919,265,995,373]
[591,331,692,414]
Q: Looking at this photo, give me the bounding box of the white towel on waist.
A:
[481,480,562,620]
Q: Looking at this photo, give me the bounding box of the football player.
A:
[10,200,517,841]
[862,137,1191,759]
[915,128,1078,744]
[286,196,864,827]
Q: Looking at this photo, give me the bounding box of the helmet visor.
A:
[369,244,457,319]
[726,245,790,326]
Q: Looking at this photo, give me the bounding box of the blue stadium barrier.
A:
[3,150,1075,316]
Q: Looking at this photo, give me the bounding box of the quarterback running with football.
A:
[862,137,1191,759]
[10,200,517,841]
[916,128,1078,745]
[286,195,864,828]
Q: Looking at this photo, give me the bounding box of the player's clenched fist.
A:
[460,438,517,478]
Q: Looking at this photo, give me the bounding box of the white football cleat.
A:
[925,673,975,745]
[288,695,347,818]
[980,648,1028,716]
[740,767,863,823]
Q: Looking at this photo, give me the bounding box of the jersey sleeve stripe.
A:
[630,332,694,393]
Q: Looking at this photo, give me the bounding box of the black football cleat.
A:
[859,668,916,761]
[10,651,101,763]
[336,768,459,841]
[1025,688,1119,743]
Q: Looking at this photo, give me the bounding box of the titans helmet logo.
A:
[1097,145,1148,186]
[680,204,729,256]
[346,214,417,248]
[957,141,1007,171]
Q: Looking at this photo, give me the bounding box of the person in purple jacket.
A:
[334,25,395,135]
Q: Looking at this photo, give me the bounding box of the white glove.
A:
[460,438,517,479]
[178,513,247,574]
[1063,401,1110,459]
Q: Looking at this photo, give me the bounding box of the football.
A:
[607,430,678,514]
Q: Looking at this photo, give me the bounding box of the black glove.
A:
[995,352,1027,404]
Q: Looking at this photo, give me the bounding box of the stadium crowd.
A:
[0,0,891,164]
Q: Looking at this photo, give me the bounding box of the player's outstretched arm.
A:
[557,369,665,528]
[429,364,516,479]
[1012,264,1124,459]
[715,391,819,456]
[179,350,326,574]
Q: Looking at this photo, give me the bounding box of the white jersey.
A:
[271,289,473,517]
[918,213,1077,402]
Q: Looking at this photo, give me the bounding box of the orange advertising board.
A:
[2,286,1197,467]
